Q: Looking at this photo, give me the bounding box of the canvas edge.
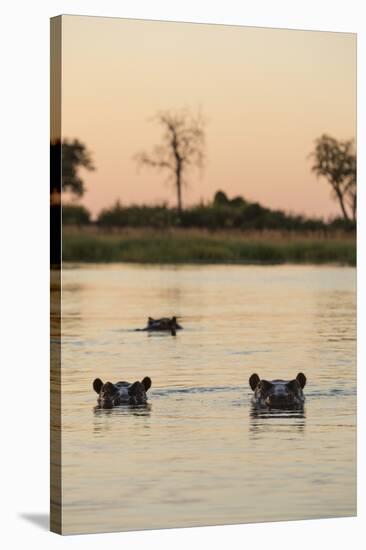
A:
[50,14,62,536]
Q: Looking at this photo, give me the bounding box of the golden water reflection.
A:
[59,264,356,534]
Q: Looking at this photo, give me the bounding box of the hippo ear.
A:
[93,378,103,394]
[296,372,306,389]
[249,373,260,391]
[142,376,152,391]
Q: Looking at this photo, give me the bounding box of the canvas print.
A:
[50,15,356,535]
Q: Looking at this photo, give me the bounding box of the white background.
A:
[0,1,364,548]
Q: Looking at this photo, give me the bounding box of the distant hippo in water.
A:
[93,377,152,408]
[249,373,306,409]
[137,316,183,335]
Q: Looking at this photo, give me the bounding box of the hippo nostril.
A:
[266,394,292,407]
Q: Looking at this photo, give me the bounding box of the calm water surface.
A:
[60,264,356,534]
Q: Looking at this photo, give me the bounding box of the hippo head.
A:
[127,378,152,406]
[146,316,182,334]
[93,377,152,408]
[249,372,306,409]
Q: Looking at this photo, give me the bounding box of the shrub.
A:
[62,204,91,225]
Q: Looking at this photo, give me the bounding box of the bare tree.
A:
[310,134,356,221]
[134,109,205,213]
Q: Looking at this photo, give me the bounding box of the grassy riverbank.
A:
[61,227,356,265]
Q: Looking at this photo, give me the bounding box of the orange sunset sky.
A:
[60,15,356,219]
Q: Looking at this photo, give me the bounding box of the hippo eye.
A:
[103,382,117,395]
[287,380,299,392]
[128,381,142,396]
[260,380,273,393]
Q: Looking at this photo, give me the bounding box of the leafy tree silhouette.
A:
[310,134,356,221]
[50,138,95,197]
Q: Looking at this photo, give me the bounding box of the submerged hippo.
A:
[137,316,183,335]
[249,372,306,409]
[93,377,152,408]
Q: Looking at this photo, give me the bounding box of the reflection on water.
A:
[249,406,306,437]
[60,264,356,534]
[250,407,306,420]
[93,403,152,418]
[93,404,152,436]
